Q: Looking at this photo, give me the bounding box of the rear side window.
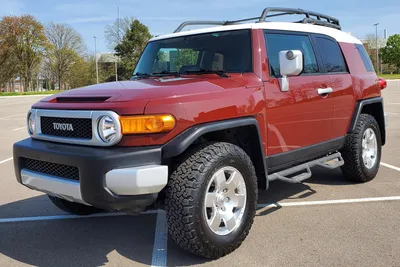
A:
[355,44,374,72]
[264,33,319,77]
[315,37,348,73]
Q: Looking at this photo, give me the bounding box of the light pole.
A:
[373,23,379,73]
[94,36,99,84]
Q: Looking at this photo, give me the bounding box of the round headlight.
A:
[27,112,35,134]
[98,116,117,143]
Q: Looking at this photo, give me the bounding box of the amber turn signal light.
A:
[119,114,176,134]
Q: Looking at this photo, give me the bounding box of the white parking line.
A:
[12,126,27,131]
[0,157,13,165]
[0,210,158,223]
[387,103,400,105]
[257,196,400,209]
[0,113,26,120]
[386,112,400,115]
[381,162,400,172]
[151,210,168,267]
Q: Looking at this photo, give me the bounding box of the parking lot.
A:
[0,81,400,267]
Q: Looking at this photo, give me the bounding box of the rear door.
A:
[263,31,334,157]
[312,35,355,139]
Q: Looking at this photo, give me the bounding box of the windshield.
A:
[134,29,252,76]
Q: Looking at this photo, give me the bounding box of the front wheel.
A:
[341,114,382,182]
[165,142,258,259]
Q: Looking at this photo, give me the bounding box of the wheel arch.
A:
[349,97,386,145]
[162,117,268,190]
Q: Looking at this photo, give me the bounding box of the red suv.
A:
[13,7,388,259]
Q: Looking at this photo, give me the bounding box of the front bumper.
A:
[13,138,168,212]
[384,112,388,127]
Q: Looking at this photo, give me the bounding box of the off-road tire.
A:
[165,142,258,259]
[48,195,103,215]
[341,114,382,182]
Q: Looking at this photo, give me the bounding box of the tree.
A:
[6,15,48,91]
[0,18,18,89]
[104,17,132,51]
[45,22,86,90]
[115,19,151,80]
[381,34,400,73]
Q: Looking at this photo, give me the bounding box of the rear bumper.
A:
[14,138,168,212]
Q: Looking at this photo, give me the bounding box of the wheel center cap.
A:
[216,192,226,207]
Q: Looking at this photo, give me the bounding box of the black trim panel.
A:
[266,137,345,173]
[163,117,264,159]
[162,117,268,189]
[349,97,386,145]
[349,97,383,132]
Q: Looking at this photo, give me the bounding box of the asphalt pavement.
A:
[0,82,399,267]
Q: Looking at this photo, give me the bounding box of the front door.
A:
[263,31,334,157]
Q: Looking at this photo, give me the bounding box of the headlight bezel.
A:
[97,115,118,143]
[27,111,36,135]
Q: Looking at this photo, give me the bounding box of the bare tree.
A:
[104,17,133,51]
[46,22,86,90]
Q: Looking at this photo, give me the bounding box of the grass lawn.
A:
[379,74,400,80]
[0,90,62,96]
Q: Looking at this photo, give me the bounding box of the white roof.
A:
[150,22,362,44]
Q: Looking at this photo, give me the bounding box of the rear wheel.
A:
[48,195,103,215]
[341,114,382,182]
[165,142,258,259]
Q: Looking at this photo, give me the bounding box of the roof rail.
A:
[173,7,341,33]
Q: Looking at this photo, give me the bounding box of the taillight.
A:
[378,78,387,90]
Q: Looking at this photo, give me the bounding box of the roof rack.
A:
[173,7,341,33]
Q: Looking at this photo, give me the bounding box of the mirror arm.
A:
[279,75,289,92]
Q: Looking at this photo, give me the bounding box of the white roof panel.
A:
[150,22,362,44]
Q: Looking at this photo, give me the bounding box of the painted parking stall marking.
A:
[0,157,13,165]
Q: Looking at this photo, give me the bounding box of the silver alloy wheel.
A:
[204,166,247,236]
[362,128,378,169]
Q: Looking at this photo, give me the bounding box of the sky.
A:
[1,0,399,54]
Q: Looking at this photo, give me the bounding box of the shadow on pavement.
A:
[0,196,156,266]
[0,167,352,267]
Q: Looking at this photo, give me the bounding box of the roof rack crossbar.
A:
[259,7,341,29]
[173,7,341,33]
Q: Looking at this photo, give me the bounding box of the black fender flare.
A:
[349,97,386,145]
[161,117,269,189]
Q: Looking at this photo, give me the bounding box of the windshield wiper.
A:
[131,72,151,80]
[151,71,180,77]
[184,69,229,78]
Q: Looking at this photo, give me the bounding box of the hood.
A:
[40,76,245,103]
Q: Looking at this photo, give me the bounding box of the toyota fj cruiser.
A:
[13,7,388,259]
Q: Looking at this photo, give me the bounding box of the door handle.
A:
[317,87,333,95]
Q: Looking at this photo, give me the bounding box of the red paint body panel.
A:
[31,30,381,157]
[263,77,333,155]
[339,42,381,100]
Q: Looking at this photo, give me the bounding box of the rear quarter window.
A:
[315,37,348,73]
[355,44,375,72]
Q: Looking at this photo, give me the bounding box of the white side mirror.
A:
[278,50,303,92]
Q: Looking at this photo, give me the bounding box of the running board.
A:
[268,152,344,184]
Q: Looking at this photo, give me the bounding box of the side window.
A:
[315,37,348,73]
[264,33,319,77]
[355,44,374,72]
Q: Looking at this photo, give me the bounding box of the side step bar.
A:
[268,152,344,184]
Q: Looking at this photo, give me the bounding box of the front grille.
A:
[22,158,79,181]
[40,117,92,139]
